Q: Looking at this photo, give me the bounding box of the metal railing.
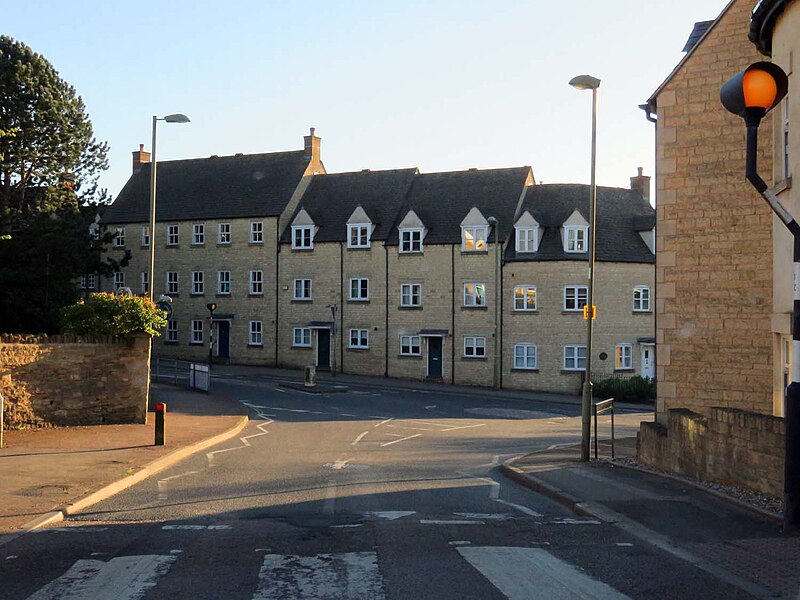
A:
[593,397,615,460]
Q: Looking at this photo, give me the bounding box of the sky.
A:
[4,0,734,202]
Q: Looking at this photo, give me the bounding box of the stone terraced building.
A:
[98,129,654,393]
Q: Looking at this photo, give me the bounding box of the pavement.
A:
[501,439,800,599]
[0,382,248,544]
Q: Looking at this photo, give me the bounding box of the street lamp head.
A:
[720,61,787,124]
[487,216,498,226]
[569,75,601,91]
[163,113,191,124]
[206,302,217,312]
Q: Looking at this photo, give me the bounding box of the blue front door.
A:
[217,321,230,359]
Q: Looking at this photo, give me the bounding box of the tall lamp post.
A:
[570,74,601,463]
[720,62,798,529]
[487,216,501,389]
[207,303,217,368]
[326,304,338,376]
[148,113,191,302]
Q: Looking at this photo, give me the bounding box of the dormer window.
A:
[516,227,538,253]
[564,225,588,253]
[348,223,371,248]
[400,228,423,253]
[462,226,488,252]
[292,225,314,249]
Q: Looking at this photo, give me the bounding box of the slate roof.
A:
[101,150,312,224]
[506,184,655,264]
[384,167,532,246]
[280,168,419,243]
[682,20,714,52]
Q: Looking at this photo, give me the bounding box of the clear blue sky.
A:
[5,0,731,201]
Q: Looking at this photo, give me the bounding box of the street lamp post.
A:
[326,304,338,376]
[207,302,217,368]
[148,113,191,303]
[720,62,799,529]
[487,216,501,389]
[570,74,601,463]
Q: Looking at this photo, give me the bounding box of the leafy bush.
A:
[592,375,655,403]
[61,293,167,337]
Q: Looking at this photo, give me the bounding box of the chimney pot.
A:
[303,127,321,164]
[630,167,651,203]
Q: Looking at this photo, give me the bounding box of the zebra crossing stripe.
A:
[26,555,176,600]
[458,547,631,600]
[253,552,385,599]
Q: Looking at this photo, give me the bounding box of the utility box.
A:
[304,365,316,387]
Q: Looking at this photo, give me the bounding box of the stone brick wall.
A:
[637,407,784,498]
[654,0,775,421]
[0,333,151,427]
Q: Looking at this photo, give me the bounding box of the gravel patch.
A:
[616,457,783,517]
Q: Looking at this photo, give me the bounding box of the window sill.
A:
[462,355,487,360]
[190,293,205,297]
[632,310,652,315]
[248,344,264,348]
[398,354,422,359]
[165,245,180,249]
[561,369,585,374]
[347,299,370,304]
[462,305,488,311]
[562,310,584,315]
[164,341,179,346]
[292,345,312,349]
[189,342,204,346]
[347,246,371,251]
[248,293,264,298]
[398,305,422,310]
[511,368,539,373]
[347,347,370,352]
[614,368,635,373]
[291,299,312,303]
[291,247,313,252]
[190,244,205,248]
[216,293,231,297]
[513,309,539,313]
[217,242,231,247]
[461,250,489,255]
[140,245,150,250]
[398,251,423,256]
[249,241,264,246]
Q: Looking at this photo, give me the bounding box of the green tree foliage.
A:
[0,36,108,217]
[592,375,656,403]
[61,293,167,337]
[0,36,124,333]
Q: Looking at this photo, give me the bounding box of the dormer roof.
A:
[347,206,372,225]
[514,211,539,229]
[291,208,315,227]
[397,209,425,229]
[460,207,489,227]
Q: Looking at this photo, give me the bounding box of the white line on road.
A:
[458,547,631,600]
[380,434,421,447]
[456,471,500,499]
[324,459,351,470]
[157,471,199,500]
[425,405,437,409]
[352,431,369,445]
[162,525,232,530]
[454,513,512,520]
[368,415,389,419]
[385,424,435,431]
[374,417,394,428]
[440,423,487,432]
[364,511,416,520]
[448,541,470,546]
[492,498,542,518]
[420,520,485,525]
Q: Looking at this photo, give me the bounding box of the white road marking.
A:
[454,513,512,520]
[401,419,442,426]
[365,511,416,521]
[162,525,232,530]
[425,405,437,409]
[274,388,287,393]
[32,528,108,534]
[551,518,601,525]
[374,417,395,428]
[385,424,436,431]
[352,431,369,445]
[492,498,542,518]
[458,547,631,600]
[324,481,337,514]
[170,550,183,554]
[449,541,471,546]
[340,413,357,417]
[420,520,485,525]
[25,555,177,600]
[456,471,501,499]
[89,553,104,557]
[546,442,576,451]
[368,415,389,419]
[440,423,486,432]
[330,524,363,529]
[380,434,421,447]
[616,543,634,547]
[6,555,17,560]
[157,471,199,500]
[324,459,351,470]
[253,552,384,599]
[207,407,273,467]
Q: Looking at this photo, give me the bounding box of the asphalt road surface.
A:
[1,376,755,599]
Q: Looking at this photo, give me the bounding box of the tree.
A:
[62,293,167,337]
[0,35,108,218]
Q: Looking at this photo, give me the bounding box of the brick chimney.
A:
[303,127,321,162]
[132,143,151,174]
[630,167,650,203]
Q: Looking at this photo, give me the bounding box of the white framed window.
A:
[192,224,205,245]
[463,283,486,307]
[564,345,587,371]
[249,321,263,346]
[293,278,312,300]
[515,227,537,253]
[615,344,633,370]
[514,344,537,369]
[218,271,231,295]
[166,319,178,343]
[783,98,791,180]
[293,327,311,347]
[141,226,150,247]
[292,225,313,249]
[166,271,179,295]
[399,228,423,253]
[114,227,125,247]
[192,271,204,295]
[400,283,421,307]
[218,223,231,244]
[140,271,149,295]
[80,274,95,290]
[463,336,486,358]
[349,329,369,349]
[250,221,263,244]
[564,285,588,311]
[167,225,179,246]
[564,225,588,253]
[113,271,125,288]
[250,270,263,295]
[349,278,369,301]
[400,335,421,356]
[462,226,488,252]
[348,224,371,248]
[191,319,204,344]
[514,285,537,311]
[633,286,651,312]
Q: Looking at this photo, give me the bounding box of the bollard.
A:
[155,402,166,446]
[304,365,316,387]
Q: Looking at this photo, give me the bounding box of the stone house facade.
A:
[99,132,655,393]
[641,0,778,421]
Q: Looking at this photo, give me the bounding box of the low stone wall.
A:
[637,407,784,498]
[0,333,151,427]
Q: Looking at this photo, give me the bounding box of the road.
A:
[1,375,754,599]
